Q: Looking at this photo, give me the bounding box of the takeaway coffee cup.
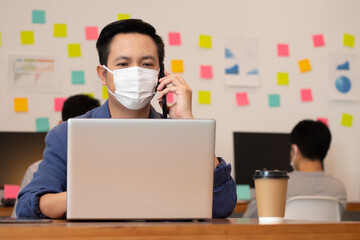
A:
[253,170,289,224]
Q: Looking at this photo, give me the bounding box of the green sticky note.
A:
[71,71,85,84]
[277,72,289,85]
[343,33,355,48]
[236,184,251,201]
[199,35,212,48]
[117,14,130,20]
[32,10,45,24]
[36,117,50,132]
[21,31,34,45]
[68,44,81,57]
[341,113,353,127]
[269,94,280,107]
[54,24,67,37]
[198,91,211,104]
[102,86,108,100]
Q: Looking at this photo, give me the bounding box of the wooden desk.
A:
[0,218,359,239]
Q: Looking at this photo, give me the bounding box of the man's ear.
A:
[97,65,107,86]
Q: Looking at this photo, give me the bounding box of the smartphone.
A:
[159,64,168,119]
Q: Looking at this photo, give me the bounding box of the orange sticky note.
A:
[198,91,211,104]
[300,89,313,102]
[68,43,81,57]
[85,26,98,40]
[200,65,213,79]
[4,185,20,199]
[166,92,174,103]
[236,92,249,106]
[168,32,181,45]
[199,35,212,48]
[171,60,184,73]
[54,24,67,37]
[54,97,66,112]
[14,98,28,112]
[21,31,34,45]
[117,14,130,20]
[298,59,312,73]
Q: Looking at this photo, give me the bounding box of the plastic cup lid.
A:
[253,170,289,179]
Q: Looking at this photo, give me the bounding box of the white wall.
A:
[0,0,359,201]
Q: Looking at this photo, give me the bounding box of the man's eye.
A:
[117,63,128,67]
[143,63,154,67]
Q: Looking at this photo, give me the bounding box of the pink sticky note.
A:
[317,117,329,127]
[54,97,67,112]
[236,92,249,106]
[200,65,213,79]
[4,184,20,199]
[167,92,174,103]
[168,32,181,46]
[85,26,98,40]
[277,43,289,57]
[301,89,313,102]
[313,34,325,47]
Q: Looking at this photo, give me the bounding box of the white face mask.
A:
[103,65,159,110]
[290,145,298,170]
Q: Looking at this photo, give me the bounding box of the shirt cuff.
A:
[214,157,232,188]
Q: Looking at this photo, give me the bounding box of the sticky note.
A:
[277,43,289,57]
[14,98,28,112]
[199,35,212,49]
[36,117,50,132]
[236,184,251,201]
[235,92,249,106]
[167,92,174,103]
[317,117,329,127]
[68,44,81,57]
[198,91,211,104]
[118,14,130,20]
[54,97,66,112]
[341,113,353,127]
[32,10,45,24]
[301,89,313,102]
[4,185,20,199]
[200,65,213,79]
[0,32,2,46]
[298,59,312,73]
[85,93,95,99]
[71,70,85,84]
[313,34,325,47]
[21,31,34,45]
[168,32,181,45]
[54,24,67,37]
[277,72,289,85]
[269,94,280,107]
[343,33,355,48]
[102,86,108,100]
[171,60,184,73]
[85,26,98,40]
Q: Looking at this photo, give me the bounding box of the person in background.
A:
[16,19,237,219]
[243,119,347,218]
[11,94,100,218]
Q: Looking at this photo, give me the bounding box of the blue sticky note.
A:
[236,184,251,201]
[269,94,280,107]
[36,117,50,132]
[32,10,45,24]
[71,71,85,85]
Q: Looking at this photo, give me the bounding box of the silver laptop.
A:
[67,118,215,220]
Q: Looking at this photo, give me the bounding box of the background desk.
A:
[0,218,359,239]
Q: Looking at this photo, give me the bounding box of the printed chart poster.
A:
[328,53,360,101]
[225,36,260,87]
[8,55,61,93]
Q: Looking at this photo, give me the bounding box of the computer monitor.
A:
[0,132,47,186]
[233,132,293,188]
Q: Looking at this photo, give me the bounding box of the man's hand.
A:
[39,191,67,218]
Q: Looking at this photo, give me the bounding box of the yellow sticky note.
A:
[102,86,108,100]
[298,59,312,73]
[68,44,81,57]
[199,35,212,48]
[341,113,353,127]
[14,98,28,112]
[198,91,211,104]
[54,24,67,37]
[21,31,34,45]
[343,33,355,48]
[85,93,94,99]
[118,14,130,20]
[171,60,184,73]
[0,32,2,46]
[277,72,289,85]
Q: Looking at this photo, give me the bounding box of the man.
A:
[243,120,347,218]
[16,19,237,219]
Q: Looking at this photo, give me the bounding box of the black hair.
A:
[62,94,100,121]
[290,120,331,162]
[96,19,165,72]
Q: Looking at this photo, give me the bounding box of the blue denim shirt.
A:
[16,101,237,218]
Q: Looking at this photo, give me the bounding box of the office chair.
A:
[284,195,343,221]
